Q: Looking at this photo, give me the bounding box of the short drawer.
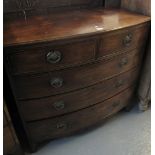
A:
[13,48,142,99]
[7,39,96,74]
[28,87,134,142]
[20,68,139,121]
[98,23,149,58]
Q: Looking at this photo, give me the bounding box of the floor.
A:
[28,105,151,155]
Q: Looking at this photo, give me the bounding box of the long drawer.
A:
[20,68,139,121]
[28,87,134,142]
[13,48,142,99]
[6,23,149,75]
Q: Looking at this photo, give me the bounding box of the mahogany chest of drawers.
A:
[4,8,150,152]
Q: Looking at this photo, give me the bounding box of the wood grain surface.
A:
[28,87,135,142]
[3,5,151,152]
[6,23,149,75]
[13,48,142,99]
[4,8,150,47]
[7,38,96,75]
[20,68,139,121]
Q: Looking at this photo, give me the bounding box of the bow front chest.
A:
[4,8,150,152]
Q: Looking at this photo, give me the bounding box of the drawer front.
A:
[98,23,149,58]
[7,39,96,74]
[20,68,139,121]
[13,48,142,99]
[28,87,134,142]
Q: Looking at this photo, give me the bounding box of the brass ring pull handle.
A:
[56,123,67,129]
[119,57,128,67]
[115,79,124,88]
[50,77,63,88]
[123,33,132,46]
[46,51,62,63]
[53,101,65,110]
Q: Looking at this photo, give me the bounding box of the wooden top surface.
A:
[4,8,150,47]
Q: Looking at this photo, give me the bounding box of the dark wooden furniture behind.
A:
[3,103,25,155]
[4,3,150,152]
